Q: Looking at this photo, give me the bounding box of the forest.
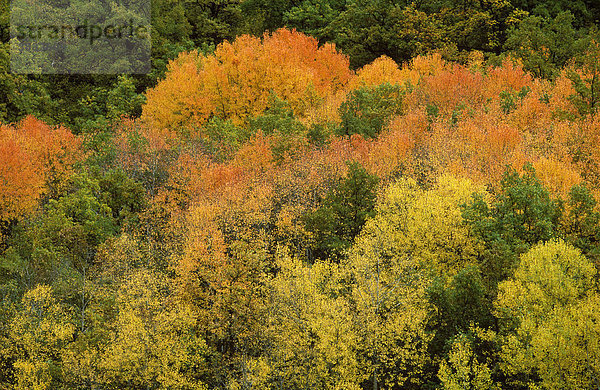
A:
[1,0,600,389]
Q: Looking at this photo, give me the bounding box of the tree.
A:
[283,0,347,43]
[184,0,244,47]
[0,172,119,322]
[175,213,271,388]
[98,169,147,228]
[327,1,446,68]
[339,174,486,388]
[0,44,54,124]
[509,0,599,29]
[248,94,309,164]
[462,164,563,288]
[527,294,600,390]
[240,0,298,33]
[427,267,495,363]
[0,127,43,223]
[337,83,404,139]
[149,0,193,82]
[373,174,486,276]
[495,239,597,389]
[9,285,75,390]
[560,183,600,265]
[142,29,351,132]
[346,202,432,390]
[96,269,209,389]
[17,116,83,199]
[11,0,151,75]
[0,117,82,224]
[504,12,584,78]
[349,55,405,88]
[435,0,512,55]
[496,239,596,328]
[566,38,600,117]
[304,161,379,262]
[438,332,496,390]
[262,252,362,389]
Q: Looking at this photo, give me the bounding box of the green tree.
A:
[283,0,347,43]
[0,44,54,124]
[427,267,495,361]
[337,83,404,139]
[510,0,599,28]
[240,0,298,34]
[462,164,562,288]
[566,38,600,117]
[184,0,244,47]
[327,1,446,68]
[1,173,117,289]
[504,11,584,78]
[98,169,147,228]
[149,0,194,82]
[304,161,379,262]
[560,183,600,264]
[248,94,308,164]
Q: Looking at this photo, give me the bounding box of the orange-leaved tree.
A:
[0,127,42,222]
[16,116,83,197]
[142,29,352,134]
[0,116,82,223]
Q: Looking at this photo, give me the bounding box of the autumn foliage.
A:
[0,116,82,222]
[142,29,352,133]
[4,26,600,390]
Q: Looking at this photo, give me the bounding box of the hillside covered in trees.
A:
[1,0,600,389]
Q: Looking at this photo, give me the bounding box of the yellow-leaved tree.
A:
[96,269,208,389]
[258,250,361,389]
[343,174,486,388]
[438,332,495,390]
[9,285,75,390]
[495,239,599,389]
[365,174,486,276]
